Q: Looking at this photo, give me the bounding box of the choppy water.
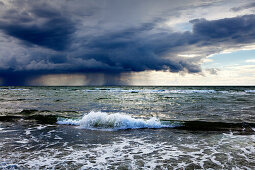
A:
[0,86,255,169]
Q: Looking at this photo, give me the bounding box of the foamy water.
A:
[0,123,254,169]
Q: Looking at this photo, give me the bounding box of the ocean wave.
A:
[168,90,216,94]
[83,88,165,93]
[2,110,254,132]
[57,111,172,130]
[9,88,29,91]
[0,112,57,124]
[57,111,255,131]
[245,90,255,93]
[83,88,218,94]
[82,88,255,94]
[175,121,255,132]
[0,88,29,91]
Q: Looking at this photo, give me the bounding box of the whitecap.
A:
[57,111,173,130]
[9,88,29,91]
[245,90,255,93]
[83,88,166,93]
[169,90,216,94]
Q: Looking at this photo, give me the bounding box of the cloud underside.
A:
[0,1,255,85]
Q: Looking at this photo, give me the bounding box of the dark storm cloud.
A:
[71,15,255,74]
[0,7,75,51]
[192,15,255,43]
[77,23,201,73]
[0,0,255,85]
[0,71,38,86]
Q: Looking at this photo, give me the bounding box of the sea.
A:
[0,86,255,169]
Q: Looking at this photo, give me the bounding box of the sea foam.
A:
[57,111,170,130]
[245,90,255,93]
[169,90,216,93]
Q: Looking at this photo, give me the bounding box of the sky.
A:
[0,0,255,86]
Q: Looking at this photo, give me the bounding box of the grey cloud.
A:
[231,2,255,12]
[206,68,220,75]
[0,0,254,85]
[192,15,255,43]
[0,5,75,51]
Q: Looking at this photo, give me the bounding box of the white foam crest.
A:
[57,111,171,130]
[0,88,29,91]
[83,88,166,93]
[9,88,29,91]
[169,89,216,94]
[245,90,255,93]
[83,88,226,94]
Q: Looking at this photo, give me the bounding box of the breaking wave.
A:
[57,111,172,130]
[57,111,255,132]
